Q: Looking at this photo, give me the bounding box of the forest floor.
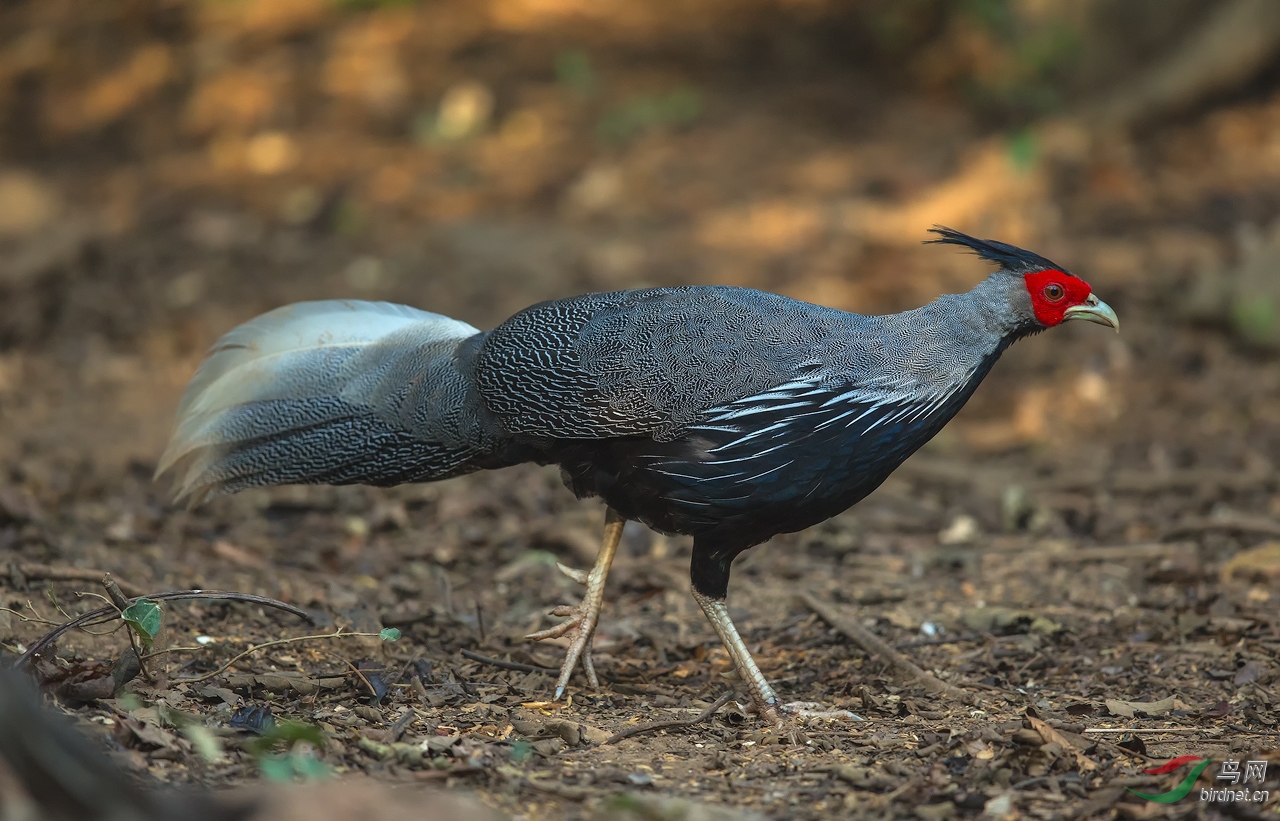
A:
[1,3,1279,819]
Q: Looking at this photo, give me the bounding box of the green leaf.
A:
[554,50,596,96]
[379,627,401,642]
[1232,294,1279,344]
[258,755,295,783]
[1007,129,1038,172]
[120,598,162,649]
[181,724,225,763]
[258,748,330,782]
[263,719,326,748]
[290,751,330,781]
[508,739,534,763]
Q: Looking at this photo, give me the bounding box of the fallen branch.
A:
[7,563,145,598]
[459,648,554,675]
[15,590,312,668]
[177,628,392,685]
[1163,514,1280,540]
[1083,727,1217,734]
[800,593,971,703]
[604,690,737,744]
[1047,542,1196,564]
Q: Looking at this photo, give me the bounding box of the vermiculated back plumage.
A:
[474,282,1031,445]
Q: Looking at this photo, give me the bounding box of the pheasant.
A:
[157,227,1118,722]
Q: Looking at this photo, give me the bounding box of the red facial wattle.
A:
[1024,269,1092,326]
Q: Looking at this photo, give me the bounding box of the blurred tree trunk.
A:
[1084,0,1280,127]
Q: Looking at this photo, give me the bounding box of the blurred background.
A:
[2,2,1280,816]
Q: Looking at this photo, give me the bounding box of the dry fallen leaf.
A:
[1220,542,1280,582]
[1027,716,1096,772]
[1104,695,1190,718]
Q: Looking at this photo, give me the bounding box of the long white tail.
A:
[157,300,485,504]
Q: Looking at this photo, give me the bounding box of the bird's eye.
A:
[1043,283,1064,301]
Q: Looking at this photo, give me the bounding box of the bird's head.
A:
[927,226,1119,332]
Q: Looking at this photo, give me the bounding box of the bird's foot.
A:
[747,700,861,730]
[778,701,864,721]
[743,700,863,745]
[525,560,607,699]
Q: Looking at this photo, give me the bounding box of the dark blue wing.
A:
[635,381,960,516]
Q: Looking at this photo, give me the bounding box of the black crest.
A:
[925,226,1070,275]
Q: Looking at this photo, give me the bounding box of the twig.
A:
[15,590,312,668]
[380,611,436,628]
[1091,736,1153,761]
[895,633,983,649]
[1083,727,1217,734]
[415,766,485,781]
[1226,724,1280,736]
[328,652,378,700]
[101,576,131,610]
[460,648,554,675]
[8,563,146,598]
[139,646,207,661]
[100,575,154,683]
[1163,514,1280,540]
[800,593,972,703]
[1047,542,1196,564]
[177,629,390,684]
[604,690,737,744]
[0,603,63,627]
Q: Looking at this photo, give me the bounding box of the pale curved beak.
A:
[1064,293,1119,332]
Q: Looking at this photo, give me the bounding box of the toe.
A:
[555,562,591,585]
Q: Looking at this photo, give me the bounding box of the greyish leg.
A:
[691,540,861,727]
[689,539,784,724]
[692,588,783,725]
[526,507,625,699]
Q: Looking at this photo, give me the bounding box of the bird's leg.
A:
[692,591,862,728]
[691,589,783,726]
[526,507,625,700]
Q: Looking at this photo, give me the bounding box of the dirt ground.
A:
[1,2,1279,819]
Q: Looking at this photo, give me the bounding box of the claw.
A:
[555,562,591,585]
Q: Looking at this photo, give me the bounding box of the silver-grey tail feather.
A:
[156,300,486,504]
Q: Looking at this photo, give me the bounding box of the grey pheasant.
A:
[158,228,1118,721]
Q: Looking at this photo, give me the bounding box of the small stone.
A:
[915,803,956,821]
[548,721,580,747]
[532,738,565,757]
[1011,728,1043,746]
[511,718,542,736]
[983,793,1013,818]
